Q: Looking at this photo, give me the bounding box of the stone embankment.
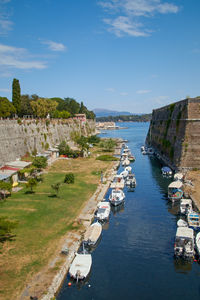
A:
[146,97,200,170]
[0,118,95,166]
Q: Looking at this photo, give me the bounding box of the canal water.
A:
[57,122,200,300]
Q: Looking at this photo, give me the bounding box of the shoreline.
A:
[19,142,122,300]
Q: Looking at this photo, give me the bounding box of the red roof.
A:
[1,166,20,171]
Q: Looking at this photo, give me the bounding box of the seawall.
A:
[146,97,200,170]
[0,118,96,166]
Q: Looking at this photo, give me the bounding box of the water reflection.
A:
[174,258,193,274]
[111,202,125,216]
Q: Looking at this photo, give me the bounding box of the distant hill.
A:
[96,113,152,122]
[93,108,132,118]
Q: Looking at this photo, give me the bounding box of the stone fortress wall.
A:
[146,97,200,170]
[0,118,96,166]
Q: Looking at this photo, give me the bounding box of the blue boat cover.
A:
[162,166,171,172]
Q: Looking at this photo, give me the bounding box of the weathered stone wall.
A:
[146,97,200,170]
[0,118,96,165]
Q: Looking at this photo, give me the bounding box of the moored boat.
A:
[109,189,125,206]
[187,212,200,230]
[161,166,173,176]
[195,232,200,257]
[174,172,184,181]
[83,222,102,246]
[174,227,194,258]
[120,170,128,178]
[96,201,110,221]
[125,166,132,173]
[110,174,125,189]
[126,174,136,188]
[69,253,92,281]
[177,219,188,227]
[122,159,130,166]
[180,199,193,215]
[168,180,183,201]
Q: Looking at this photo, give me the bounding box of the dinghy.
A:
[69,253,92,281]
[83,222,102,246]
[161,166,173,176]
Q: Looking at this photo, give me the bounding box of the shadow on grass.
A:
[24,191,35,194]
[48,194,59,198]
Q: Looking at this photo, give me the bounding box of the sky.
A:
[0,0,200,113]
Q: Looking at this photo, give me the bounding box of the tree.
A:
[58,141,71,155]
[26,178,37,192]
[64,173,74,184]
[0,217,18,242]
[76,136,89,155]
[100,139,116,152]
[12,78,21,115]
[20,94,39,116]
[30,98,57,118]
[0,181,12,199]
[0,97,16,118]
[32,156,48,169]
[51,182,61,197]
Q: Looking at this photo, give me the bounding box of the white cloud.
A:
[41,40,66,52]
[120,92,128,96]
[0,0,13,35]
[0,43,47,70]
[98,0,179,37]
[105,87,115,92]
[137,89,151,94]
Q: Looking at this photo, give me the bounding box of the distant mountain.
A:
[93,108,132,118]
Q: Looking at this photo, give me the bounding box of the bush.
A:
[64,173,75,184]
[0,217,18,242]
[87,135,100,144]
[32,156,48,169]
[96,155,119,161]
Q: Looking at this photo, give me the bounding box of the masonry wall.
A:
[146,97,200,170]
[0,118,96,166]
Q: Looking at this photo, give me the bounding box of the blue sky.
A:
[0,0,200,113]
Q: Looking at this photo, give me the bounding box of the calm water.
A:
[57,122,200,300]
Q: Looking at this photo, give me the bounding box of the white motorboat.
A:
[195,232,200,257]
[125,166,132,173]
[174,173,184,181]
[96,201,110,221]
[180,199,193,215]
[122,159,130,166]
[141,146,145,151]
[110,174,125,189]
[69,253,92,281]
[83,222,102,246]
[126,174,136,188]
[177,219,188,227]
[168,180,183,201]
[174,227,194,258]
[109,189,125,206]
[121,153,128,161]
[120,170,128,178]
[187,212,200,230]
[142,150,147,155]
[122,148,131,155]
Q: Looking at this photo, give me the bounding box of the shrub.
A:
[32,156,47,169]
[64,173,75,184]
[17,118,22,125]
[87,135,100,144]
[96,155,119,161]
[0,217,18,242]
[26,178,37,192]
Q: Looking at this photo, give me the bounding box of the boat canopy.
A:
[176,227,194,239]
[174,173,184,181]
[168,180,183,189]
[162,166,172,172]
[180,199,192,206]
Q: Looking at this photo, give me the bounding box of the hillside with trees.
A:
[0,79,95,119]
[96,113,151,122]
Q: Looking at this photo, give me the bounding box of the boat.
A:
[168,180,183,201]
[180,199,193,215]
[141,146,145,151]
[125,166,132,173]
[187,212,200,230]
[109,189,125,206]
[195,232,200,257]
[110,174,125,189]
[120,170,128,178]
[177,219,188,227]
[128,155,135,162]
[174,173,184,181]
[96,201,110,221]
[122,159,130,166]
[69,253,92,281]
[126,174,136,188]
[174,227,194,258]
[147,147,154,155]
[83,222,102,246]
[161,166,173,176]
[121,153,128,161]
[142,150,147,155]
[122,148,131,155]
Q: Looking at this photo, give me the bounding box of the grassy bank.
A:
[0,153,114,300]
